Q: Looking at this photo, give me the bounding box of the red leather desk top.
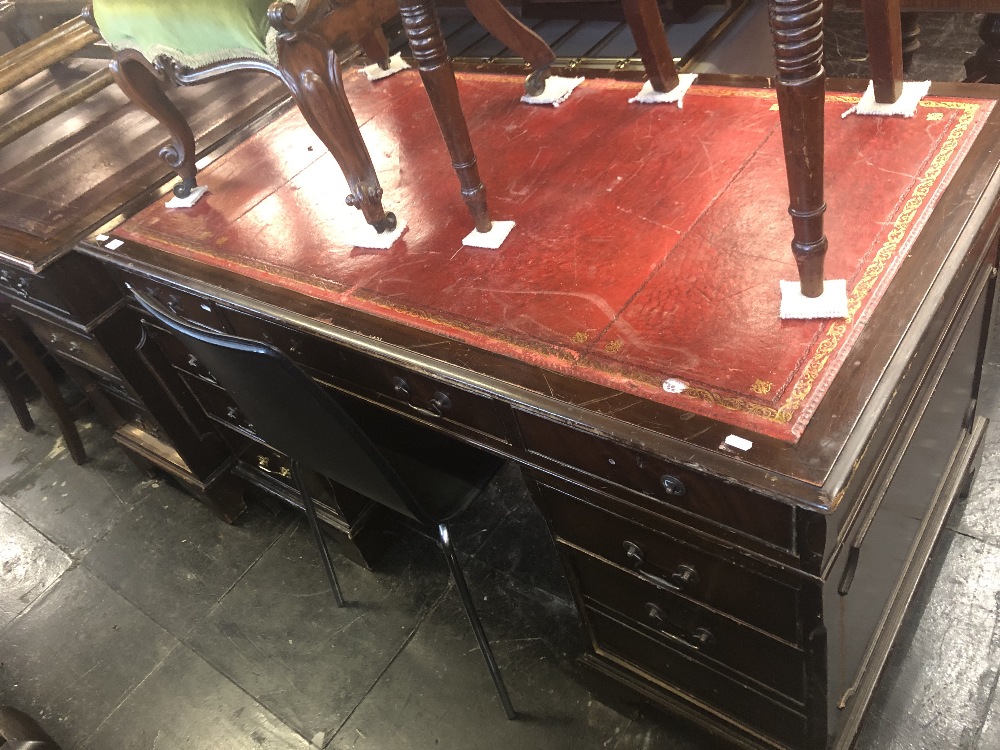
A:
[114,72,993,442]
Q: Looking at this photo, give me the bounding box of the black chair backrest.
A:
[132,289,432,524]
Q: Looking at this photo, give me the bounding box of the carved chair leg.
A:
[862,0,903,103]
[278,34,395,233]
[621,0,680,93]
[400,0,492,233]
[109,54,197,198]
[359,27,391,70]
[463,0,556,96]
[769,0,828,297]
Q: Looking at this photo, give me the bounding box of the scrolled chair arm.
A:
[267,0,332,34]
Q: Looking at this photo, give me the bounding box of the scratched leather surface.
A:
[116,72,993,441]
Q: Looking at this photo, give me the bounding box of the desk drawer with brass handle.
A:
[586,607,809,749]
[23,314,119,380]
[224,311,510,446]
[537,481,801,643]
[565,545,806,701]
[516,411,794,554]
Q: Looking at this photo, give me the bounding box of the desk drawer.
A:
[23,314,119,380]
[587,608,808,749]
[538,482,800,642]
[566,546,805,701]
[179,370,256,437]
[1,255,120,324]
[225,312,510,445]
[118,271,232,330]
[517,411,793,551]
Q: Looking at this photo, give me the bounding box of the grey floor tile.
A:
[326,559,626,750]
[80,481,294,637]
[0,398,95,494]
[855,529,1000,749]
[0,566,177,749]
[83,644,313,750]
[0,502,71,630]
[0,424,150,557]
[186,520,449,744]
[453,463,573,602]
[948,424,1000,542]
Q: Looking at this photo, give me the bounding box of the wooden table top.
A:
[111,71,994,444]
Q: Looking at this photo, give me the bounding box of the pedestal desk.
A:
[4,69,1000,749]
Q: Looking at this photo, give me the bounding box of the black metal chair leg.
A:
[292,461,345,608]
[437,523,516,720]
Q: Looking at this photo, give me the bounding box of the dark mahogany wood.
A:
[108,50,198,198]
[276,31,395,232]
[862,0,903,102]
[399,0,492,232]
[464,0,556,94]
[620,0,680,92]
[768,0,827,297]
[0,312,86,464]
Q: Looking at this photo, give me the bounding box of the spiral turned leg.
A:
[400,0,492,233]
[109,54,197,198]
[769,0,827,298]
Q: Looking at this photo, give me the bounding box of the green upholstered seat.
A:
[92,0,286,67]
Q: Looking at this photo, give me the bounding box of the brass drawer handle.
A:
[623,541,699,593]
[257,455,291,478]
[645,602,715,651]
[391,376,451,419]
[661,475,686,496]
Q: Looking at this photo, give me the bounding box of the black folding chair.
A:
[132,289,516,719]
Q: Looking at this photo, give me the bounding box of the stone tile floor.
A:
[2,7,998,750]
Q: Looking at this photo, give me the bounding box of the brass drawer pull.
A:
[645,602,715,651]
[661,475,686,496]
[391,376,452,419]
[623,541,699,593]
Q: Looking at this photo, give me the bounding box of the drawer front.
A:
[538,482,801,642]
[0,267,69,317]
[116,270,232,330]
[225,311,510,446]
[23,314,119,379]
[516,411,794,551]
[179,370,257,437]
[566,546,805,701]
[587,608,809,749]
[0,255,120,324]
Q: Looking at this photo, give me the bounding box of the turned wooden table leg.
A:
[863,0,902,103]
[278,34,396,233]
[0,317,86,465]
[769,0,827,298]
[621,0,680,93]
[463,0,556,95]
[109,53,197,199]
[399,0,492,233]
[901,12,920,72]
[0,346,34,432]
[966,14,1000,84]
